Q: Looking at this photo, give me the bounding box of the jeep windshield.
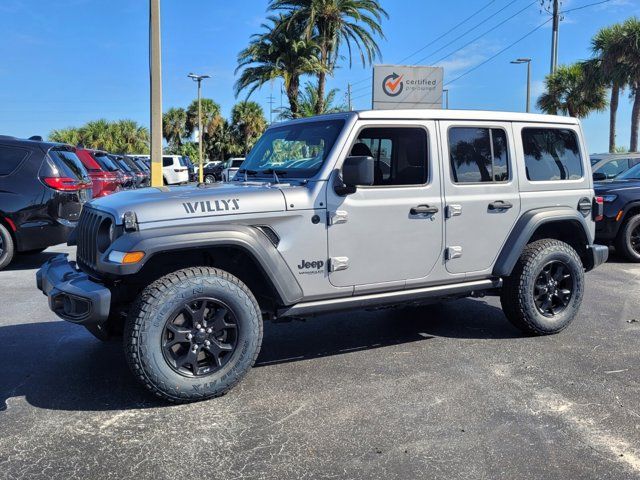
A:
[238,119,345,179]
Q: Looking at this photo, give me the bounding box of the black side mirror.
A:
[592,172,606,181]
[335,156,374,196]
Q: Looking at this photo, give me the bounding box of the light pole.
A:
[188,73,210,183]
[149,0,163,187]
[511,58,531,113]
[442,89,449,109]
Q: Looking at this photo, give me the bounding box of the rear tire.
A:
[0,224,15,271]
[615,213,640,262]
[204,174,216,184]
[500,239,584,336]
[124,267,263,403]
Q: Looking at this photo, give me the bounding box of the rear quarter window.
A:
[0,145,30,175]
[48,149,90,181]
[522,128,583,181]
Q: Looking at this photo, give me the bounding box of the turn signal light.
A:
[122,251,145,264]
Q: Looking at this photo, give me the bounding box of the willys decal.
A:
[183,199,240,214]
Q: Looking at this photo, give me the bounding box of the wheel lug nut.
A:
[195,323,201,329]
[206,328,212,334]
[204,340,211,346]
[186,333,193,340]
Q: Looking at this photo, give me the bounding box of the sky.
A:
[0,0,639,153]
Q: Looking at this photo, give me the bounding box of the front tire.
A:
[500,239,584,336]
[615,213,640,262]
[204,174,216,184]
[124,267,263,403]
[0,223,15,271]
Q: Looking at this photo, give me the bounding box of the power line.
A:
[349,0,502,87]
[561,0,611,13]
[444,17,552,86]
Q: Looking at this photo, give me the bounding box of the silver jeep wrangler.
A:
[37,110,608,402]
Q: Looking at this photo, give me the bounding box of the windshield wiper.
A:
[236,168,259,181]
[261,168,288,184]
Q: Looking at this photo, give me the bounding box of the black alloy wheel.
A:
[533,260,573,317]
[630,223,640,254]
[162,298,238,377]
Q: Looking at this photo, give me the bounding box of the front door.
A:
[439,121,521,275]
[326,121,443,288]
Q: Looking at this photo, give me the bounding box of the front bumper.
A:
[586,244,609,271]
[36,254,111,328]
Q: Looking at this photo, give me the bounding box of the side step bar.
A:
[278,278,502,318]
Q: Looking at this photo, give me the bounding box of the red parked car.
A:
[75,148,122,197]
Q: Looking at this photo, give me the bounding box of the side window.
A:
[351,127,428,186]
[522,128,583,181]
[0,145,29,175]
[597,159,628,178]
[448,127,510,183]
[162,157,172,167]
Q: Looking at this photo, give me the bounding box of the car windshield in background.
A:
[239,119,345,178]
[93,154,119,172]
[618,163,640,179]
[48,148,90,182]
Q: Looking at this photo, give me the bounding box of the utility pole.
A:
[347,83,352,111]
[267,94,275,123]
[149,0,163,187]
[550,0,560,74]
[511,58,532,112]
[188,73,210,183]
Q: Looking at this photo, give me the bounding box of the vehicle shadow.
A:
[5,251,67,271]
[605,248,637,264]
[0,299,517,412]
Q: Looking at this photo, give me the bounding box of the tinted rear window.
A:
[231,160,244,167]
[522,128,583,181]
[93,153,119,172]
[163,157,173,167]
[48,149,90,181]
[0,145,30,175]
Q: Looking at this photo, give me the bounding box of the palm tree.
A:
[186,98,223,161]
[49,128,81,146]
[110,120,149,153]
[619,17,640,152]
[279,81,346,118]
[235,14,325,118]
[231,101,267,155]
[270,0,388,114]
[592,23,629,152]
[79,119,112,150]
[537,63,607,118]
[162,107,187,149]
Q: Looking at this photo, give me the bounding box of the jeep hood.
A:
[89,182,286,224]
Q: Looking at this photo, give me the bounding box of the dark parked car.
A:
[182,156,197,182]
[75,147,121,198]
[202,160,225,183]
[595,162,640,261]
[90,150,127,189]
[121,155,149,187]
[108,154,136,188]
[0,135,92,269]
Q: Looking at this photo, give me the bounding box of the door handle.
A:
[488,200,513,211]
[410,204,439,215]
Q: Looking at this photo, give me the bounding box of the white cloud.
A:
[435,40,501,77]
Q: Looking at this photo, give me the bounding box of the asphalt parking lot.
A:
[0,245,639,479]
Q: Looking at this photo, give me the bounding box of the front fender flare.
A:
[98,224,303,306]
[493,207,593,277]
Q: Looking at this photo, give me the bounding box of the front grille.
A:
[76,208,111,271]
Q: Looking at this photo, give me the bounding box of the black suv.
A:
[0,136,92,269]
[595,162,640,261]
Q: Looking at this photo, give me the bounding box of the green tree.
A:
[235,14,325,118]
[537,63,607,118]
[618,17,640,152]
[186,98,224,160]
[49,127,81,145]
[592,23,629,152]
[209,120,242,160]
[162,107,187,149]
[270,0,388,114]
[231,101,267,155]
[110,120,149,153]
[79,119,112,150]
[279,81,346,118]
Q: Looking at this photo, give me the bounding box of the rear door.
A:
[439,121,521,275]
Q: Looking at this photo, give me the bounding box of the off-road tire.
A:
[0,223,15,271]
[500,239,584,336]
[615,213,640,262]
[124,267,263,403]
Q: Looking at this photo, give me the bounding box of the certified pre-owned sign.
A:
[373,65,443,110]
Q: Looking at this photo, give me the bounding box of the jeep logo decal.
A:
[183,199,240,214]
[297,259,324,275]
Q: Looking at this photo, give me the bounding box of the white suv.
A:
[221,158,245,182]
[162,155,189,185]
